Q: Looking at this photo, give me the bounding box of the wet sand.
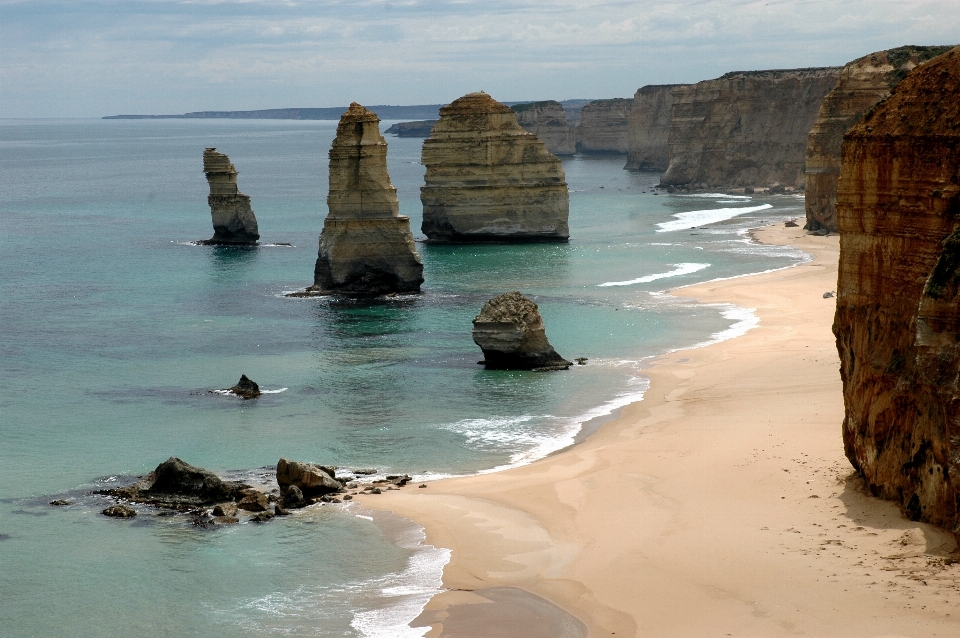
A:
[358,224,960,637]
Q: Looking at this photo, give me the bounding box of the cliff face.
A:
[202,148,259,244]
[577,98,632,153]
[660,68,841,188]
[307,103,423,296]
[512,101,576,155]
[624,85,681,171]
[834,46,960,537]
[805,46,954,231]
[420,92,569,243]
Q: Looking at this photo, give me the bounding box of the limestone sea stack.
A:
[624,85,682,171]
[472,291,571,371]
[420,92,569,243]
[577,98,632,153]
[512,101,576,155]
[834,46,960,537]
[659,68,841,189]
[202,148,259,244]
[804,46,954,232]
[306,103,423,296]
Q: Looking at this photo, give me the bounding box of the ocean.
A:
[0,118,807,636]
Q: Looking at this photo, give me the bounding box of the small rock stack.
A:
[472,291,571,370]
[306,103,424,296]
[202,148,260,244]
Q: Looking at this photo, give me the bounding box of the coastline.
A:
[357,222,960,636]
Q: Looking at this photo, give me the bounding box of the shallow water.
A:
[0,118,806,636]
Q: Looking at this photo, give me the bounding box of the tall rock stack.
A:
[421,92,569,243]
[512,101,576,155]
[659,68,841,189]
[624,85,682,171]
[804,46,954,231]
[306,103,423,296]
[577,98,632,153]
[202,148,260,244]
[834,46,960,537]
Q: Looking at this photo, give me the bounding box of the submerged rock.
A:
[472,292,572,371]
[98,457,249,509]
[226,374,261,399]
[276,458,342,497]
[298,103,423,297]
[420,92,569,243]
[201,148,259,245]
[834,46,960,537]
[102,505,137,518]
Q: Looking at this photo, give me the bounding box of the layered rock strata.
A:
[202,148,259,244]
[577,98,632,153]
[304,103,423,296]
[472,291,571,370]
[624,85,682,171]
[512,101,576,155]
[421,92,569,243]
[805,46,954,231]
[660,68,841,189]
[834,46,960,537]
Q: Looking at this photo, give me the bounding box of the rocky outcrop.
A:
[102,505,137,518]
[624,85,682,171]
[834,46,960,538]
[577,99,632,153]
[302,103,424,296]
[276,458,342,497]
[98,457,250,509]
[472,291,571,370]
[384,120,438,137]
[226,374,260,399]
[202,148,259,244]
[512,101,576,155]
[805,46,954,231]
[421,92,569,243]
[660,68,841,189]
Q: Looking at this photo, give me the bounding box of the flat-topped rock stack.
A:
[202,148,260,244]
[834,46,960,537]
[300,103,423,296]
[577,98,632,153]
[805,45,954,232]
[511,101,576,155]
[624,85,682,171]
[420,92,569,243]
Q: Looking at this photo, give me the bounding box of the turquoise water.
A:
[0,118,806,636]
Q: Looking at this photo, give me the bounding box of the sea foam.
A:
[656,204,773,232]
[598,263,710,287]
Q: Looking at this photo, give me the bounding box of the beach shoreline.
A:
[357,223,960,637]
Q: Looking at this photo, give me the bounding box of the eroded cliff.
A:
[805,46,953,231]
[660,68,841,188]
[624,85,681,171]
[512,101,576,155]
[301,103,423,296]
[577,98,631,153]
[202,148,259,244]
[834,46,960,536]
[421,92,569,243]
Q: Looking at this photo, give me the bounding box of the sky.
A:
[2,0,959,118]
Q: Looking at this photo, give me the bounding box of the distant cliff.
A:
[659,68,841,188]
[804,46,954,231]
[624,85,681,171]
[577,99,632,153]
[834,46,960,536]
[384,120,438,137]
[104,105,443,120]
[511,101,576,155]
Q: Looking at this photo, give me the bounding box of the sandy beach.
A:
[358,223,960,637]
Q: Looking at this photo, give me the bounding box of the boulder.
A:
[281,485,307,509]
[472,292,572,370]
[276,458,342,496]
[102,505,137,518]
[212,503,238,517]
[201,148,259,245]
[420,92,569,243]
[143,457,246,506]
[237,492,269,512]
[227,374,261,399]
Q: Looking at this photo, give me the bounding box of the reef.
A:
[420,92,569,243]
[201,148,260,245]
[834,45,960,538]
[804,46,954,231]
[472,291,571,371]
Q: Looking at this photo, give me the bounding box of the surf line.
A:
[656,203,773,232]
[598,263,710,287]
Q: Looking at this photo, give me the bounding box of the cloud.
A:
[2,0,959,117]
